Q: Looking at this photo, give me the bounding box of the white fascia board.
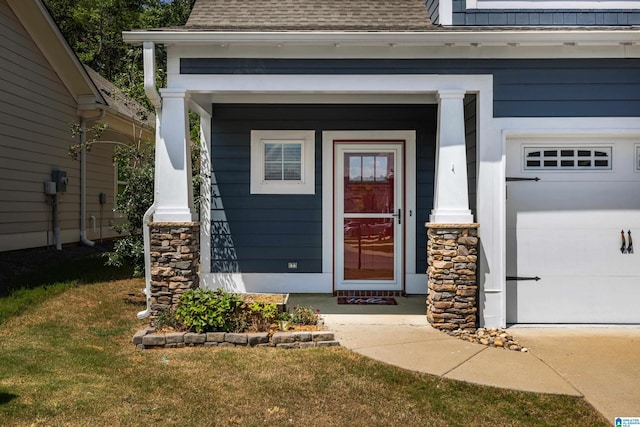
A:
[168,42,638,60]
[124,29,640,48]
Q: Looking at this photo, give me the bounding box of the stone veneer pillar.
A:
[425,223,479,330]
[149,222,200,318]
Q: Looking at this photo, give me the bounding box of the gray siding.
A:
[0,0,80,250]
[211,104,437,275]
[181,58,640,118]
[451,0,640,25]
[0,0,122,251]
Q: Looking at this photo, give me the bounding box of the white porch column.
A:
[430,90,473,224]
[154,88,195,222]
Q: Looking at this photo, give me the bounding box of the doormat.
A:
[337,297,397,305]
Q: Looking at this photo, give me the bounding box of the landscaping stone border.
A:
[133,328,340,350]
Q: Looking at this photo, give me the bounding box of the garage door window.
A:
[524,147,611,170]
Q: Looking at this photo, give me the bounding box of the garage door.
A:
[506,137,640,324]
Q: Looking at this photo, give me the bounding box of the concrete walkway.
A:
[289,294,640,424]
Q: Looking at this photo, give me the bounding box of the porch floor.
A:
[288,294,429,326]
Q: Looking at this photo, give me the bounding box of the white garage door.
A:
[506,137,640,324]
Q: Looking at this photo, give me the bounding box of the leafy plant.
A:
[245,302,278,332]
[290,306,320,326]
[153,307,183,331]
[175,288,243,333]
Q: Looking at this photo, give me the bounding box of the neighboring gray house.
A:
[125,0,640,327]
[0,0,153,252]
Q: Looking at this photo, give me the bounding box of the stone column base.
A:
[149,222,200,318]
[425,223,479,330]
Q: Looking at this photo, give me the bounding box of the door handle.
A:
[392,208,402,225]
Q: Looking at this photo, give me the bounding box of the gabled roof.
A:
[6,0,105,106]
[184,0,433,31]
[7,0,153,136]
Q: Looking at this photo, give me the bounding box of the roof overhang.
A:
[123,29,640,47]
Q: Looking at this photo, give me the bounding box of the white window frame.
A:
[250,130,315,194]
[523,146,613,171]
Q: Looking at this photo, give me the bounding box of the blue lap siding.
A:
[182,58,640,118]
[210,104,437,274]
[448,0,640,26]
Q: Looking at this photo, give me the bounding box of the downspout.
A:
[138,41,162,320]
[79,108,106,248]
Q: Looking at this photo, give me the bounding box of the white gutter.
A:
[138,41,161,320]
[79,107,106,248]
[123,29,640,46]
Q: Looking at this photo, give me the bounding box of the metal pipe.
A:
[79,109,106,247]
[137,40,163,320]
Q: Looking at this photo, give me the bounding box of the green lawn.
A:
[0,261,607,426]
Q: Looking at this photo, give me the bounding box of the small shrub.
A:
[245,302,278,332]
[175,288,243,333]
[153,308,183,331]
[290,306,320,325]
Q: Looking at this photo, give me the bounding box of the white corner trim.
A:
[250,130,315,195]
[439,0,454,26]
[199,112,212,276]
[467,0,640,9]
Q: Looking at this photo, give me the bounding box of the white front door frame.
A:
[333,140,406,292]
[323,131,417,293]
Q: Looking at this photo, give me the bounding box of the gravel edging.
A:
[445,328,529,352]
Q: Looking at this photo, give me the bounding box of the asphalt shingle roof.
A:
[185,0,433,31]
[84,66,155,127]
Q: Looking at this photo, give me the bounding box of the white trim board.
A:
[467,0,640,9]
[167,45,640,63]
[199,272,428,295]
[127,29,640,48]
[322,131,418,288]
[201,273,332,294]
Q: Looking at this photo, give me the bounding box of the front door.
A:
[334,142,404,291]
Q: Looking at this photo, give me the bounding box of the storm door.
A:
[334,142,404,291]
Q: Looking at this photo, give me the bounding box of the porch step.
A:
[335,290,405,297]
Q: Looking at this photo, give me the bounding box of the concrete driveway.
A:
[509,327,640,423]
[289,294,640,424]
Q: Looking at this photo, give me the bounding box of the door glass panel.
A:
[343,218,394,280]
[344,153,394,214]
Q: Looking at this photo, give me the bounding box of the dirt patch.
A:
[238,293,288,305]
[0,244,110,290]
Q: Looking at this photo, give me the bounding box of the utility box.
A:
[44,181,56,195]
[51,170,68,193]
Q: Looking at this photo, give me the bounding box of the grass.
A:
[0,263,608,426]
[0,255,131,324]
